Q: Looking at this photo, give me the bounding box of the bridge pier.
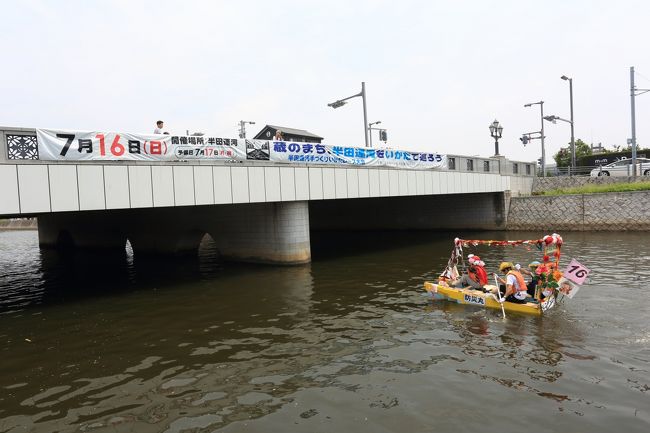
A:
[37,202,311,265]
[206,201,311,265]
[38,212,128,251]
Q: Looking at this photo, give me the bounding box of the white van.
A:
[590,158,650,177]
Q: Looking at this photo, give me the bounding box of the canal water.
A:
[0,229,649,433]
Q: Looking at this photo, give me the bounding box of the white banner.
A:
[36,129,447,169]
[268,141,447,169]
[36,129,245,161]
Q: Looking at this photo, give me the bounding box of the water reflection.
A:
[0,230,649,432]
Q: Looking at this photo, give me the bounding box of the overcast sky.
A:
[2,0,650,162]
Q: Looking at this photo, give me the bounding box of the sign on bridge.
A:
[36,129,447,170]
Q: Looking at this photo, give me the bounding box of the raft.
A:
[424,233,567,316]
[423,282,556,316]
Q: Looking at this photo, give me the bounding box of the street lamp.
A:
[368,120,381,147]
[544,115,572,124]
[561,75,576,172]
[524,101,546,176]
[238,120,255,139]
[544,115,574,172]
[328,81,370,147]
[489,119,503,156]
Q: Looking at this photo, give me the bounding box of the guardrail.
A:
[1,126,536,177]
[445,154,534,177]
[541,163,650,177]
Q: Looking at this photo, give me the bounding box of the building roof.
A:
[257,125,323,140]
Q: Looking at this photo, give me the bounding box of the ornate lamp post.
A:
[489,119,503,156]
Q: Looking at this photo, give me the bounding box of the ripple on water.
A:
[1,231,650,432]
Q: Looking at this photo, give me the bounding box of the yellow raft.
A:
[423,282,556,316]
[425,234,565,316]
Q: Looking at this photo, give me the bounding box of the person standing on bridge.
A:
[154,120,169,135]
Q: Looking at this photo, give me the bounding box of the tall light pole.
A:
[630,66,650,178]
[489,119,503,156]
[544,114,574,173]
[328,82,370,147]
[238,120,255,139]
[368,120,381,147]
[561,75,575,173]
[524,101,546,176]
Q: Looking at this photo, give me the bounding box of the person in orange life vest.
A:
[468,254,488,286]
[517,261,542,297]
[451,264,484,289]
[495,261,528,304]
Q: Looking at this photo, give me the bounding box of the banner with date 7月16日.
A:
[36,129,245,161]
[35,129,447,169]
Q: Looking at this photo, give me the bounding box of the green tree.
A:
[553,139,592,167]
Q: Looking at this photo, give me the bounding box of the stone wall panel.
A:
[508,191,650,231]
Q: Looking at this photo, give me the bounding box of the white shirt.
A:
[154,127,164,134]
[507,274,527,300]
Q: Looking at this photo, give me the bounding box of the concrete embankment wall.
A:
[507,190,650,231]
[533,175,648,194]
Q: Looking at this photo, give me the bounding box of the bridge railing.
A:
[446,154,535,177]
[542,164,650,177]
[1,126,535,177]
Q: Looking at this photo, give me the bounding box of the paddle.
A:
[493,274,506,319]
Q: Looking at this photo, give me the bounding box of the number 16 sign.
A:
[563,259,591,285]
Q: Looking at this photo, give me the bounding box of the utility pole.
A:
[631,66,637,177]
[569,80,575,171]
[629,67,650,177]
[540,102,546,177]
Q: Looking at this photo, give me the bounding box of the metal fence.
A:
[540,163,650,177]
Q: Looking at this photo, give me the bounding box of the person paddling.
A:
[494,262,528,304]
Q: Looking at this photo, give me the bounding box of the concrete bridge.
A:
[0,126,534,264]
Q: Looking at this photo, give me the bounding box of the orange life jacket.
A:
[507,270,527,292]
[474,266,488,285]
